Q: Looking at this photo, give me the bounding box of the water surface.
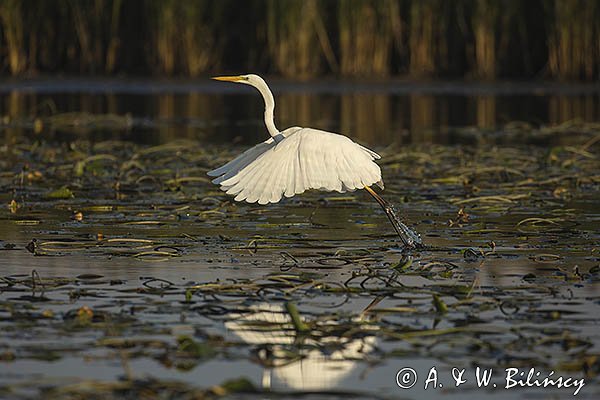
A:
[0,80,599,399]
[2,78,600,145]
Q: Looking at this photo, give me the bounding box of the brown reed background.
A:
[0,0,598,80]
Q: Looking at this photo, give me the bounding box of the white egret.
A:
[208,74,421,247]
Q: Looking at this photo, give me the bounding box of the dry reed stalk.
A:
[69,0,123,74]
[0,0,597,80]
[547,0,600,80]
[153,1,177,75]
[409,0,447,77]
[472,0,500,80]
[0,0,27,74]
[106,0,122,73]
[148,0,221,76]
[182,1,224,76]
[266,0,330,78]
[338,0,402,77]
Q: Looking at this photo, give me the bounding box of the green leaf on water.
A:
[176,336,216,359]
[219,377,256,393]
[74,160,85,177]
[432,294,448,314]
[46,187,74,199]
[212,377,257,395]
[391,257,412,271]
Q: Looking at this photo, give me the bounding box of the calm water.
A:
[1,78,600,146]
[0,79,599,399]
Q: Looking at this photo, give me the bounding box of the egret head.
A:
[211,74,266,88]
[211,73,278,135]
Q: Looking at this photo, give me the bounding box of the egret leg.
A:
[364,186,422,248]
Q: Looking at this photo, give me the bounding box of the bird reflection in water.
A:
[224,303,377,391]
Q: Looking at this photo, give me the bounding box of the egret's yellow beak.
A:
[211,75,245,82]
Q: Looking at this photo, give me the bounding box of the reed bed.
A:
[265,0,328,78]
[546,0,600,80]
[338,0,400,77]
[0,0,598,80]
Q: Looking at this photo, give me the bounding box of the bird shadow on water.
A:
[0,124,599,399]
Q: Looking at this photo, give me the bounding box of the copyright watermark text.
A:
[395,366,585,395]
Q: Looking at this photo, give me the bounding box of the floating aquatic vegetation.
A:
[0,127,598,398]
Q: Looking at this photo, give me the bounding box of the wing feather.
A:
[334,145,353,191]
[208,128,382,204]
[244,150,278,203]
[337,145,358,190]
[344,146,362,190]
[358,144,381,160]
[257,149,283,204]
[208,140,274,182]
[229,153,272,200]
[273,143,293,202]
[223,153,266,195]
[334,148,346,192]
[283,149,297,197]
[301,140,314,190]
[298,137,311,191]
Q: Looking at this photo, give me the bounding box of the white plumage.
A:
[208,74,383,204]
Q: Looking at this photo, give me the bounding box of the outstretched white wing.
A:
[208,128,383,204]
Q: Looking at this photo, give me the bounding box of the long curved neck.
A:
[255,83,279,138]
